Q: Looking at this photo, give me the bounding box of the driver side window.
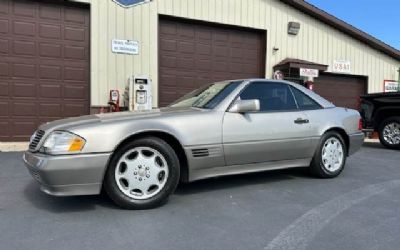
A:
[240,82,297,112]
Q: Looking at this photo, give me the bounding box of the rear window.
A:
[290,86,322,110]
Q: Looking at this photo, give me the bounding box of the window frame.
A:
[230,81,301,113]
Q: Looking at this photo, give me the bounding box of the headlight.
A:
[40,131,86,155]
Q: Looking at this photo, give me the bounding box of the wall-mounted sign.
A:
[383,80,399,92]
[273,70,284,80]
[112,39,139,55]
[112,0,151,8]
[332,60,351,73]
[300,68,319,78]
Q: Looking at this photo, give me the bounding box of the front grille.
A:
[29,130,45,151]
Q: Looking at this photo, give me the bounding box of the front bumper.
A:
[348,132,365,155]
[23,151,112,196]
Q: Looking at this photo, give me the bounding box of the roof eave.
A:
[279,0,400,61]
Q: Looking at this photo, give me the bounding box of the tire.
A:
[310,131,347,178]
[378,117,400,150]
[104,137,180,210]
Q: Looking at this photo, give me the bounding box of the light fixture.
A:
[288,22,300,35]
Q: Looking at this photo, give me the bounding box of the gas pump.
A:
[108,90,120,112]
[126,75,153,111]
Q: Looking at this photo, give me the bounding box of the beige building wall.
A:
[72,0,400,107]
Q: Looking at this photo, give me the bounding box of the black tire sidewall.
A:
[378,117,400,149]
[104,137,180,209]
[311,131,347,178]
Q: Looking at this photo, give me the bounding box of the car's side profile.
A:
[23,79,364,209]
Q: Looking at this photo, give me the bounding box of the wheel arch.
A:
[323,127,350,155]
[373,107,400,130]
[104,130,190,185]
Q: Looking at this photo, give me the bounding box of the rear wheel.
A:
[378,117,400,149]
[104,137,180,209]
[310,131,347,178]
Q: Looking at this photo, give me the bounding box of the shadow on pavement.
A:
[175,167,312,195]
[23,167,312,212]
[23,181,119,213]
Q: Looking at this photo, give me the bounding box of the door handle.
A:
[294,118,309,124]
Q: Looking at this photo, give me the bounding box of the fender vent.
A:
[192,148,210,158]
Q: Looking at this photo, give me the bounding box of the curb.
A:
[0,142,29,152]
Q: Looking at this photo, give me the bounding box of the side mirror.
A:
[229,99,260,113]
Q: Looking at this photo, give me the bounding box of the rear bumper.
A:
[23,151,111,196]
[348,132,365,155]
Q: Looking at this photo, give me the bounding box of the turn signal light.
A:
[68,138,86,152]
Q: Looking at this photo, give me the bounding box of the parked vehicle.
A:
[360,92,400,149]
[23,79,364,209]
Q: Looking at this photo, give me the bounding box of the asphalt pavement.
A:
[0,142,399,250]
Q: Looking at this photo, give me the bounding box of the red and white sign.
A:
[333,60,351,73]
[383,80,399,92]
[300,68,319,78]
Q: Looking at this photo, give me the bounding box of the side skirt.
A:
[188,158,312,182]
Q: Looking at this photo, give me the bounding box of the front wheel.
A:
[104,137,180,209]
[310,131,347,178]
[378,117,400,149]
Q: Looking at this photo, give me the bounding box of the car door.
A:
[222,82,315,166]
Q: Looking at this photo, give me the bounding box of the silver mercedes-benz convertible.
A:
[23,79,364,209]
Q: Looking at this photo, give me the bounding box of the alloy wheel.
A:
[321,137,344,172]
[114,146,169,200]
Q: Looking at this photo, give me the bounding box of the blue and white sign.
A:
[112,39,139,55]
[113,0,151,8]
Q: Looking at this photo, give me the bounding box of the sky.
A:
[306,0,400,50]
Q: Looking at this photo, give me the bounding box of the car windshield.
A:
[170,81,243,109]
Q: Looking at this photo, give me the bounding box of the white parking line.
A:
[264,179,400,250]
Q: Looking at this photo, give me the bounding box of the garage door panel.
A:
[64,26,85,42]
[0,121,11,139]
[64,45,87,60]
[0,0,89,141]
[64,7,87,24]
[0,39,10,54]
[12,1,35,17]
[13,102,36,116]
[39,65,62,80]
[12,63,36,78]
[64,84,87,99]
[12,120,37,138]
[64,67,86,81]
[13,40,36,56]
[0,19,9,33]
[39,83,61,98]
[314,73,366,110]
[0,62,9,76]
[63,103,87,117]
[39,5,62,21]
[39,103,62,117]
[39,42,62,58]
[0,82,10,96]
[0,101,9,116]
[13,21,35,36]
[12,82,36,98]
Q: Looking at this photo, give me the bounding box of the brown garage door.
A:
[0,0,90,141]
[159,17,266,107]
[314,73,367,110]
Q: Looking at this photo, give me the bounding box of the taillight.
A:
[358,118,363,131]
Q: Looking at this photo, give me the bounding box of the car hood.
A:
[39,107,203,132]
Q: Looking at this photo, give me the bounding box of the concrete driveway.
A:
[0,142,399,250]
